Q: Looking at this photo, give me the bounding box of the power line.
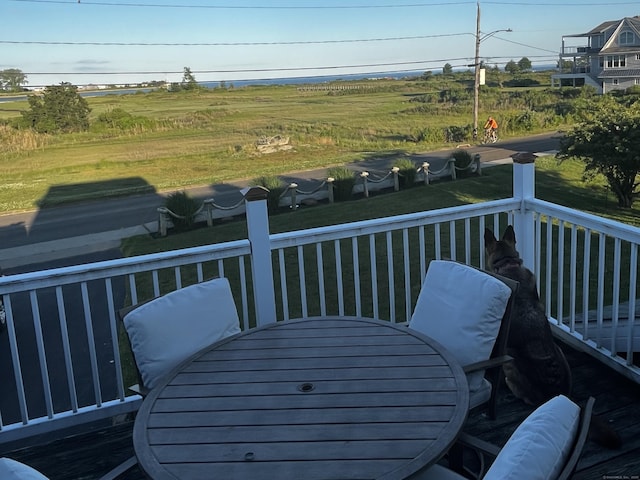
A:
[491,35,558,54]
[0,33,473,47]
[10,0,475,8]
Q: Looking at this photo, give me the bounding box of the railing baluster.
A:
[81,282,103,407]
[370,234,379,319]
[569,224,578,332]
[403,229,411,323]
[556,220,565,326]
[419,226,426,282]
[297,245,308,318]
[317,243,326,316]
[386,231,395,323]
[479,216,486,270]
[104,279,125,401]
[626,244,637,365]
[596,232,606,348]
[611,238,622,355]
[278,249,289,322]
[334,240,345,316]
[434,223,441,260]
[238,256,250,330]
[128,274,138,305]
[582,228,592,341]
[152,270,160,297]
[218,259,225,278]
[464,218,471,265]
[175,266,182,290]
[352,237,362,317]
[56,287,80,410]
[4,296,29,424]
[449,220,456,261]
[30,291,54,419]
[196,263,204,282]
[545,219,553,316]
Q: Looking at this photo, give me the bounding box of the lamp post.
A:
[472,3,511,140]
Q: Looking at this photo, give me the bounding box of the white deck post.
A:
[512,152,536,271]
[243,186,277,325]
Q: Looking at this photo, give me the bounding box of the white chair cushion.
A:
[0,458,49,480]
[484,395,580,480]
[409,260,511,392]
[124,277,241,390]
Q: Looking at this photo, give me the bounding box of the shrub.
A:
[450,150,475,178]
[164,191,200,231]
[393,158,418,188]
[251,175,285,214]
[327,166,355,201]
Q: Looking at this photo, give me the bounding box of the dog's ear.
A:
[502,225,516,246]
[484,228,497,252]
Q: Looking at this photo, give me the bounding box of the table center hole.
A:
[297,382,315,392]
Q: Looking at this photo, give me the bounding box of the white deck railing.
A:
[0,159,639,445]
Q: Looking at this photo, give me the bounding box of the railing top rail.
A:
[270,198,519,247]
[528,199,640,243]
[0,239,250,292]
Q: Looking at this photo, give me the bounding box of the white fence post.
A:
[243,186,277,326]
[512,152,536,270]
[422,162,430,185]
[361,172,369,198]
[392,167,400,191]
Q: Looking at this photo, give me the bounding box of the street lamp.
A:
[472,3,511,140]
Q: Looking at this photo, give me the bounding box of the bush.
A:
[251,175,285,214]
[393,158,418,188]
[450,150,475,178]
[164,191,200,231]
[327,166,355,201]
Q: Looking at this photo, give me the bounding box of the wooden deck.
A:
[1,341,639,480]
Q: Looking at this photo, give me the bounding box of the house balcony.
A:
[1,157,640,477]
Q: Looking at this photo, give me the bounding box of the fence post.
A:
[448,158,457,181]
[204,199,214,227]
[327,177,335,203]
[361,172,369,198]
[243,186,277,326]
[474,153,482,176]
[392,167,400,191]
[289,183,298,211]
[422,162,430,185]
[157,207,168,236]
[512,152,536,271]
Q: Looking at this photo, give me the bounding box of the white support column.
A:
[512,152,536,271]
[243,186,277,326]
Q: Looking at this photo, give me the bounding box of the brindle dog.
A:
[485,225,621,448]
[484,225,572,405]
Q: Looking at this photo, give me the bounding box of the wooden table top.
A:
[133,316,469,480]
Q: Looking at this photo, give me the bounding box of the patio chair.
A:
[0,457,49,480]
[109,277,242,479]
[120,276,242,395]
[409,259,519,419]
[414,395,595,480]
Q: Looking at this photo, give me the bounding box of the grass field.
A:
[0,71,567,214]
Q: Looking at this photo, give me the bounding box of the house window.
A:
[606,55,626,68]
[620,31,634,45]
[637,54,640,60]
[613,79,619,85]
[592,34,604,48]
[636,79,640,85]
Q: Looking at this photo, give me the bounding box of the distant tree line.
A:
[0,68,28,92]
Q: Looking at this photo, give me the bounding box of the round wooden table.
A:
[133,316,469,480]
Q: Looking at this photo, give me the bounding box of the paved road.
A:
[0,132,560,271]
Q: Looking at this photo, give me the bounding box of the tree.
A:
[181,67,198,90]
[21,83,91,134]
[442,63,453,75]
[517,57,532,72]
[557,98,640,208]
[504,60,519,74]
[0,68,28,92]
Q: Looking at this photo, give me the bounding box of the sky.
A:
[1,0,638,88]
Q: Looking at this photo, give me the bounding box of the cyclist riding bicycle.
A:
[483,116,498,143]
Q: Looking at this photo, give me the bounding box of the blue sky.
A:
[1,0,636,87]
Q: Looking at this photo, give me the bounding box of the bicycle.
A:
[481,128,498,144]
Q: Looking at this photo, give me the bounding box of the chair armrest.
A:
[463,355,512,374]
[457,432,502,458]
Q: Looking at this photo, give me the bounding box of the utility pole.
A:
[473,2,481,140]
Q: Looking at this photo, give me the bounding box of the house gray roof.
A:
[598,68,640,78]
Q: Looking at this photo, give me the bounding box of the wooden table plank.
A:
[134,316,469,480]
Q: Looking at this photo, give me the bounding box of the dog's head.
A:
[484,225,521,274]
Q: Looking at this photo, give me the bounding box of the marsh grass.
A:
[0,73,568,213]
